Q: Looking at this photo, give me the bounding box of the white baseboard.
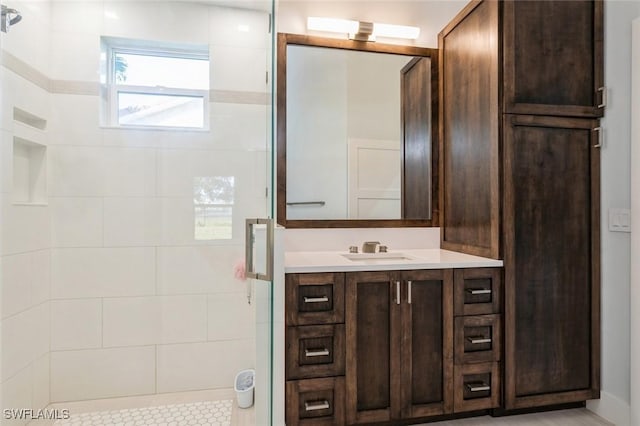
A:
[587,391,630,426]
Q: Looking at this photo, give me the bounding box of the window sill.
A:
[100,125,210,133]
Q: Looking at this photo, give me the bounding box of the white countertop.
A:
[285,249,503,273]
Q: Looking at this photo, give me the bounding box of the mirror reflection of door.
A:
[401,57,433,220]
[347,138,401,219]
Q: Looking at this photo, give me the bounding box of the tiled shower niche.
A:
[12,107,47,205]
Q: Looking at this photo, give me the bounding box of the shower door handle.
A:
[245,218,274,281]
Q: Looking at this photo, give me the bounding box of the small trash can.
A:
[234,369,255,409]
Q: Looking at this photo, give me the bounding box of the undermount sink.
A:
[341,252,416,262]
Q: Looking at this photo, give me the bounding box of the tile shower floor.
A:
[29,389,254,426]
[54,400,232,426]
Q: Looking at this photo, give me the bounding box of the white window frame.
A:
[105,42,210,131]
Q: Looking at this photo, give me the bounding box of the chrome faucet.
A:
[362,241,380,253]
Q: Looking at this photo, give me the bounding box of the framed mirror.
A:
[277,33,439,228]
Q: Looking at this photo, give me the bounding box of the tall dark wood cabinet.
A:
[503,115,601,409]
[344,270,453,424]
[439,0,500,259]
[439,0,602,412]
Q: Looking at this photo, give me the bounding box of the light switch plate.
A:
[609,208,631,233]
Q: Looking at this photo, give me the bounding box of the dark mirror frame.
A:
[277,32,439,228]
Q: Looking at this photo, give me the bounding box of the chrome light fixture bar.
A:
[307,17,420,41]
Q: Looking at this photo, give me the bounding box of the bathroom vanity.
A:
[284,250,503,425]
[278,0,603,424]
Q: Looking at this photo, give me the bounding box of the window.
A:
[102,37,210,129]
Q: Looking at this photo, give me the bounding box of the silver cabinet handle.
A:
[594,126,604,148]
[466,382,491,392]
[396,281,401,305]
[305,348,330,357]
[466,288,492,295]
[467,336,492,344]
[598,86,607,108]
[303,296,329,303]
[245,218,273,281]
[305,400,330,411]
[407,280,412,304]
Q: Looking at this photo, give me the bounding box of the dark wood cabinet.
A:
[440,0,602,413]
[344,270,453,424]
[503,115,600,408]
[286,272,347,425]
[439,0,500,259]
[503,0,604,117]
[286,267,502,425]
[440,0,603,259]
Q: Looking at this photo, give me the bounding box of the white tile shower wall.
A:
[1,250,50,319]
[44,1,270,402]
[102,197,161,247]
[50,299,102,351]
[50,346,156,402]
[51,248,156,299]
[48,94,102,146]
[156,339,255,393]
[0,130,11,193]
[1,2,52,417]
[156,246,246,295]
[50,197,103,247]
[102,1,210,45]
[102,295,208,347]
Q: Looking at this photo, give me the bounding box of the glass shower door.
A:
[0,0,275,424]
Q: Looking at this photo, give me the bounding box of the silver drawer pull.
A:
[466,382,490,392]
[304,400,330,411]
[598,86,607,108]
[466,288,492,295]
[305,348,330,357]
[303,296,329,303]
[467,336,492,344]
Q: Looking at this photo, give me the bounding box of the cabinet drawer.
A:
[286,324,345,380]
[286,273,345,326]
[286,377,345,426]
[454,362,500,413]
[454,268,502,316]
[454,314,501,365]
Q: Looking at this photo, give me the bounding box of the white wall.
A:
[0,0,53,423]
[586,2,640,425]
[630,16,640,426]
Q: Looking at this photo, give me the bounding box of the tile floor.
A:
[28,389,254,426]
[424,408,613,425]
[54,400,232,426]
[27,391,611,426]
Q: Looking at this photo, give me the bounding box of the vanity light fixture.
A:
[307,17,420,41]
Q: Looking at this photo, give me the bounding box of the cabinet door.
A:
[503,0,604,117]
[503,115,600,409]
[345,271,401,424]
[439,0,501,259]
[400,269,453,418]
